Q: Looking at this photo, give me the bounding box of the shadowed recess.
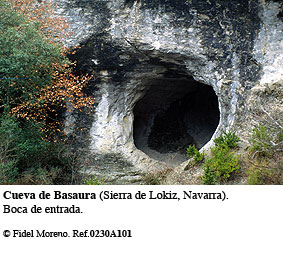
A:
[133,76,220,162]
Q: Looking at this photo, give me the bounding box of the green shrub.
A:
[202,145,240,184]
[247,165,282,185]
[0,113,76,184]
[83,176,101,185]
[249,125,281,158]
[187,145,198,157]
[202,164,217,185]
[202,132,240,184]
[0,0,67,109]
[247,124,282,184]
[0,113,21,183]
[0,1,88,185]
[0,159,19,184]
[186,145,205,164]
[214,131,240,148]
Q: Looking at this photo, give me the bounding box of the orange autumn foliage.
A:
[11,65,94,138]
[8,0,70,42]
[6,0,95,137]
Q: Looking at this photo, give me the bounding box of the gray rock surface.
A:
[53,0,282,184]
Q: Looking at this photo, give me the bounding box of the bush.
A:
[0,159,19,184]
[0,113,76,184]
[201,132,240,184]
[83,176,101,185]
[0,0,94,137]
[202,164,217,185]
[249,125,282,158]
[214,131,240,148]
[0,113,21,183]
[247,164,282,185]
[202,145,240,184]
[0,0,67,109]
[247,124,282,184]
[186,145,205,164]
[0,0,93,184]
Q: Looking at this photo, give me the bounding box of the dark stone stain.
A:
[124,0,262,84]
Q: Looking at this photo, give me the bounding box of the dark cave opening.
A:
[133,77,220,161]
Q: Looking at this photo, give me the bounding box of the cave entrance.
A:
[133,76,220,164]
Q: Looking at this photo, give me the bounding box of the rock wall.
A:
[54,0,283,179]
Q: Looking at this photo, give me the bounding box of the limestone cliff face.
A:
[54,0,283,181]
